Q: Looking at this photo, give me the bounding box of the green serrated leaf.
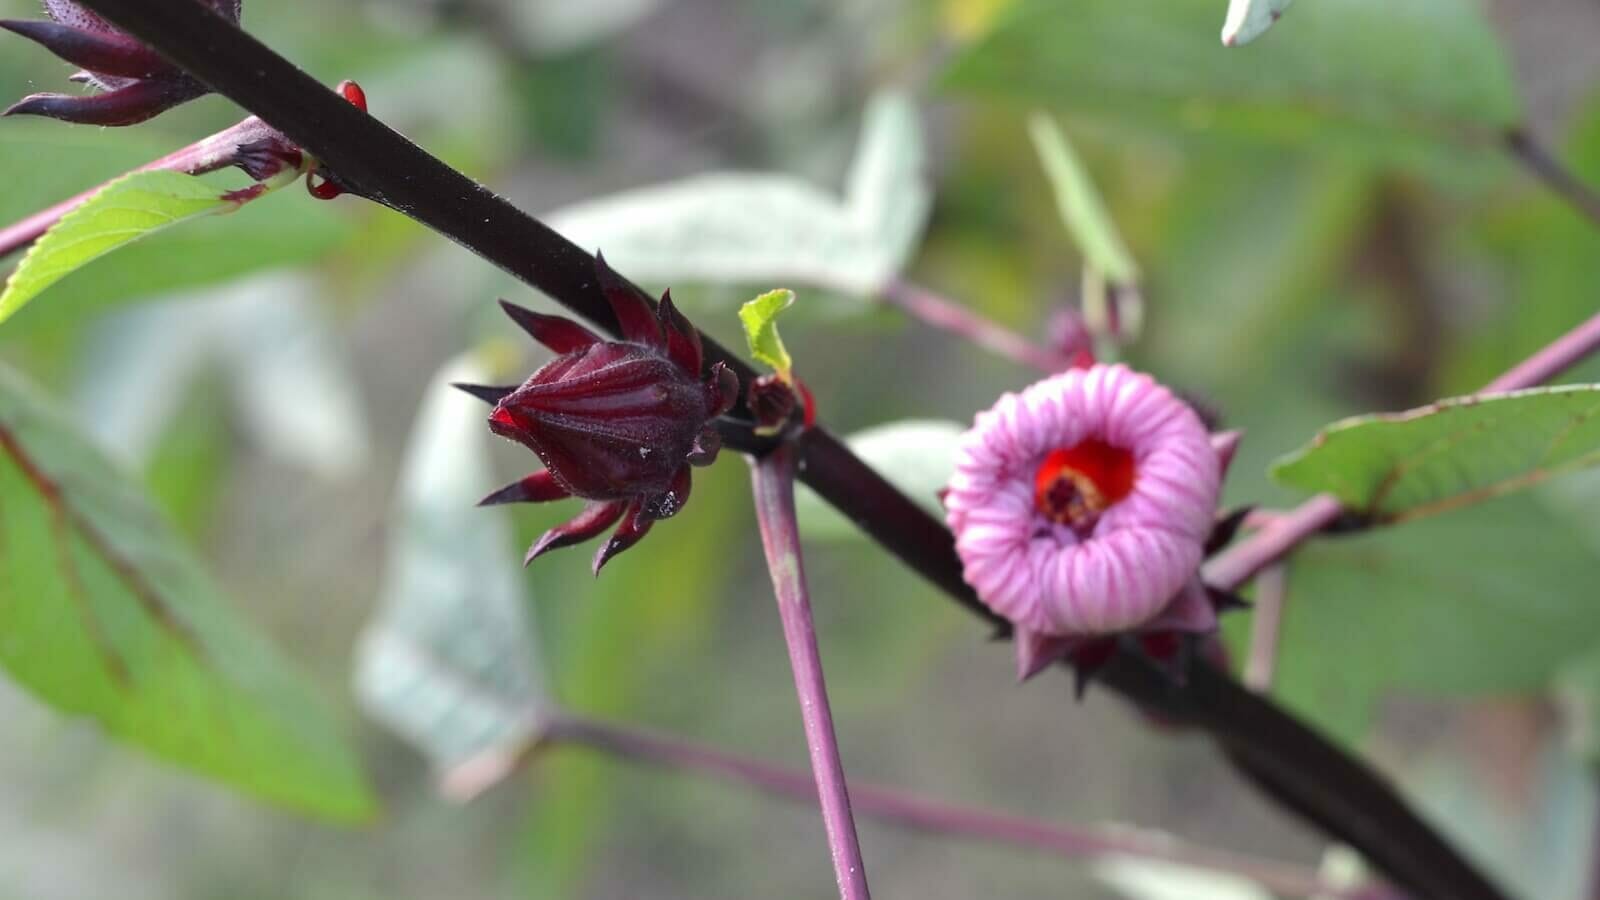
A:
[943,0,1519,167]
[0,171,237,325]
[1271,386,1600,523]
[1027,115,1138,284]
[0,362,375,821]
[739,289,796,380]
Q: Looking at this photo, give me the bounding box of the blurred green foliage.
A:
[2,0,1600,897]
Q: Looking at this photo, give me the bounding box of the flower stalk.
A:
[1242,563,1287,692]
[751,444,872,900]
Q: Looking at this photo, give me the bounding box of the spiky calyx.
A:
[460,256,736,574]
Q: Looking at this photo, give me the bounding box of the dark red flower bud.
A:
[748,373,797,435]
[1,0,240,126]
[459,256,737,574]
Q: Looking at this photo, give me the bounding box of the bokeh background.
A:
[2,0,1599,897]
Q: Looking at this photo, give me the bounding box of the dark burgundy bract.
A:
[1,0,240,126]
[459,256,737,574]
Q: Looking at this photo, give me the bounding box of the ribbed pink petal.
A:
[945,363,1223,644]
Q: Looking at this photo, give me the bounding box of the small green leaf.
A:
[0,170,238,325]
[1027,114,1138,285]
[1271,386,1600,523]
[1221,0,1294,47]
[354,355,545,801]
[740,288,796,381]
[0,362,375,820]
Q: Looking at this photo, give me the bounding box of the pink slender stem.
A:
[0,116,290,260]
[1481,309,1600,393]
[751,444,872,900]
[541,711,1400,900]
[1206,307,1600,591]
[1242,563,1287,692]
[1204,495,1342,593]
[881,277,1070,373]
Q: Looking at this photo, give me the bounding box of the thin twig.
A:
[541,711,1400,900]
[751,444,872,900]
[1204,495,1343,594]
[880,277,1070,373]
[1506,128,1600,229]
[1243,563,1287,693]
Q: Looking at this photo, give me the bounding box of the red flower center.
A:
[1033,439,1135,527]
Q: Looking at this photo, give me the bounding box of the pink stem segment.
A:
[751,444,872,900]
[1242,563,1287,692]
[541,711,1397,900]
[1206,307,1600,591]
[881,277,1071,373]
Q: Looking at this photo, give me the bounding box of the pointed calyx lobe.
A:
[461,257,736,574]
[2,1,241,126]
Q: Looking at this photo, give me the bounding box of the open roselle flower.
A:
[460,258,737,574]
[1,0,240,126]
[943,364,1238,682]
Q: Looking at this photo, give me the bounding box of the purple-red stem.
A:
[1205,308,1600,592]
[541,711,1399,900]
[1242,563,1287,692]
[881,277,1069,373]
[0,116,278,260]
[751,444,872,900]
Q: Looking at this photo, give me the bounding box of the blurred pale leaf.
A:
[1556,647,1600,765]
[354,355,545,801]
[504,0,659,53]
[739,289,796,380]
[1223,495,1600,743]
[1399,739,1592,899]
[0,172,235,324]
[547,91,929,296]
[1094,856,1272,900]
[75,275,369,478]
[0,362,375,820]
[797,420,963,540]
[1271,387,1600,523]
[222,283,371,479]
[1221,0,1294,47]
[1028,115,1138,283]
[943,0,1518,166]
